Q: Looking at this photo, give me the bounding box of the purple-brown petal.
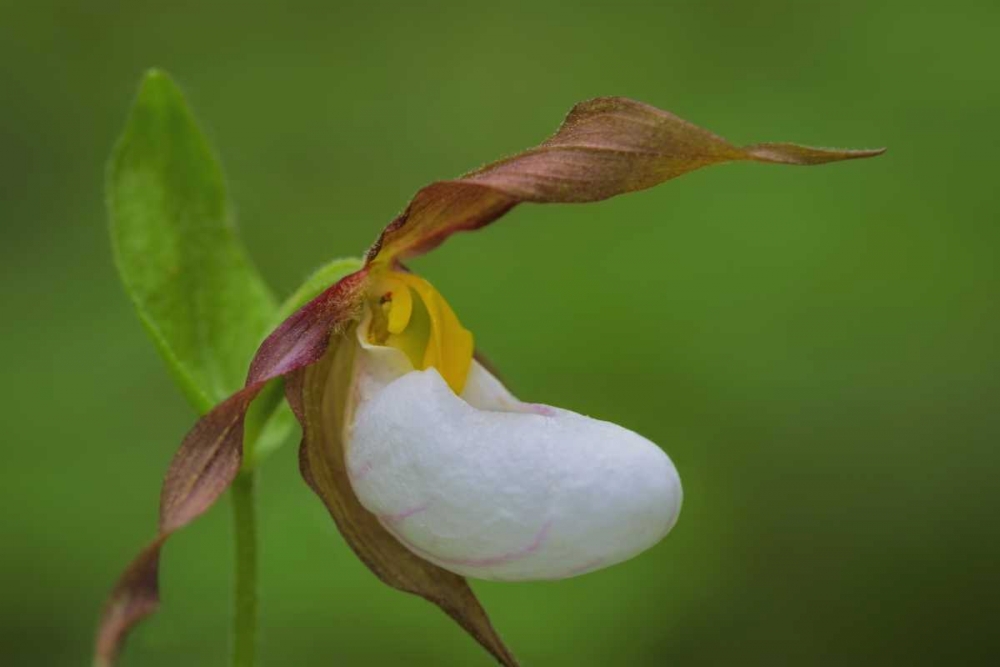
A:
[366,96,884,264]
[95,268,369,666]
[287,327,518,666]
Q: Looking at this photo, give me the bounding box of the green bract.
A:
[108,69,359,464]
[108,70,275,412]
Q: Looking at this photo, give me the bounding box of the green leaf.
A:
[243,257,365,467]
[107,69,277,412]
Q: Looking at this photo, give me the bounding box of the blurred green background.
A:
[2,1,998,665]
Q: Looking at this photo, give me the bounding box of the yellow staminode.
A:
[370,271,473,394]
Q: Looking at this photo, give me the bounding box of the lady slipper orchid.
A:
[347,271,682,582]
[97,95,883,666]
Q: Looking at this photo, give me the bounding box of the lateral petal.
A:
[95,269,369,666]
[289,325,518,666]
[367,97,884,264]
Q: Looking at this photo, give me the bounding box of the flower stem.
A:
[231,470,258,667]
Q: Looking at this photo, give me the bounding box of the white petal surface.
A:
[345,333,682,581]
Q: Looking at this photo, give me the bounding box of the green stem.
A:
[231,471,258,667]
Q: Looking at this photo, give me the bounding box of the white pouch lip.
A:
[343,307,683,581]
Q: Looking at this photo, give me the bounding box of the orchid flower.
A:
[96,77,883,666]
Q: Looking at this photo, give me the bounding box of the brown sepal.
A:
[95,269,369,666]
[287,327,518,666]
[367,96,884,263]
